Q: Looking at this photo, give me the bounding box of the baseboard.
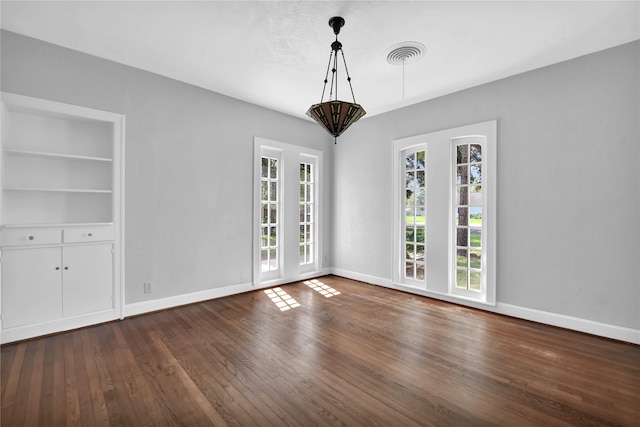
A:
[330,268,394,288]
[1,309,120,344]
[125,282,254,317]
[251,268,333,288]
[330,268,640,345]
[124,269,332,318]
[496,302,640,345]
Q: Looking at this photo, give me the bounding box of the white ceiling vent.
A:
[385,42,426,65]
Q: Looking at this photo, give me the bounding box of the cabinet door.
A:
[1,248,62,328]
[62,244,113,317]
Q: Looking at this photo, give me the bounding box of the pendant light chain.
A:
[340,49,357,104]
[320,50,333,103]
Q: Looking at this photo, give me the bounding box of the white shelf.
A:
[2,222,114,229]
[3,149,112,163]
[3,187,112,194]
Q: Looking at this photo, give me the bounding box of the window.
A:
[299,161,314,266]
[259,150,281,280]
[454,138,484,295]
[393,121,496,304]
[403,149,426,283]
[254,138,322,285]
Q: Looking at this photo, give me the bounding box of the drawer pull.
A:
[88,233,93,237]
[28,235,34,241]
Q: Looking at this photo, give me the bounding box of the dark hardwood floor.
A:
[2,275,639,426]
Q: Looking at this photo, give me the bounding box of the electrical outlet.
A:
[144,281,153,293]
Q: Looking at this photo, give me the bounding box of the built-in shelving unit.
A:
[1,92,125,343]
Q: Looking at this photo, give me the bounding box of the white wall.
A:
[333,41,639,336]
[1,30,334,305]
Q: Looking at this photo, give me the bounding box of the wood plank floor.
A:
[2,275,639,426]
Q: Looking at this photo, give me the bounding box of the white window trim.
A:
[392,121,497,305]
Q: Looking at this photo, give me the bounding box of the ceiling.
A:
[1,1,639,119]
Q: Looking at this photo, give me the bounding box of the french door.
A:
[254,138,322,285]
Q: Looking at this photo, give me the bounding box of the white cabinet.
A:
[1,93,124,343]
[63,243,113,317]
[1,225,117,339]
[1,233,114,328]
[1,247,62,328]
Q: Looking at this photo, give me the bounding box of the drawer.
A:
[1,228,62,246]
[63,225,114,243]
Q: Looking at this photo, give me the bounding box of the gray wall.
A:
[333,40,639,330]
[1,30,334,304]
[2,30,638,333]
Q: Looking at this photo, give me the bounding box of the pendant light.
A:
[306,17,366,143]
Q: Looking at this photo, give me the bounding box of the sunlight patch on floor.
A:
[519,344,560,359]
[304,279,341,297]
[264,287,301,311]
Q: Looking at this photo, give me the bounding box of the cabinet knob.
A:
[88,233,93,237]
[55,267,60,271]
[28,235,34,241]
[64,266,69,270]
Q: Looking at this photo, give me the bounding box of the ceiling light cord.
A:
[385,41,426,101]
[402,57,406,100]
